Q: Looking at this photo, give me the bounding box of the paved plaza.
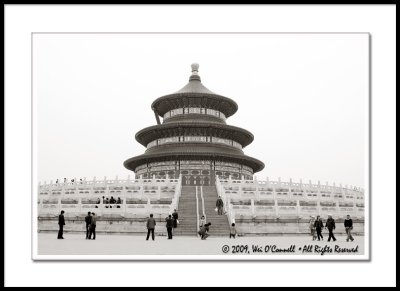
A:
[37,233,364,257]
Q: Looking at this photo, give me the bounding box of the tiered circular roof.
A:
[151,65,238,118]
[124,64,265,173]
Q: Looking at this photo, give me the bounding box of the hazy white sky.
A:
[34,33,368,187]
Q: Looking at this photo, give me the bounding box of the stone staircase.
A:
[201,186,230,237]
[173,186,198,236]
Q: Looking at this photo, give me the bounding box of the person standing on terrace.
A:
[165,215,174,239]
[85,212,92,239]
[88,212,97,240]
[146,214,156,241]
[344,214,354,242]
[172,209,179,228]
[57,210,65,239]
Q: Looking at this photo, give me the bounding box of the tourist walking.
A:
[172,209,179,228]
[165,215,174,239]
[216,196,224,215]
[344,214,354,242]
[314,215,324,241]
[325,214,336,242]
[57,210,65,239]
[85,211,92,239]
[88,212,96,240]
[230,223,237,239]
[309,216,317,241]
[199,215,206,228]
[146,214,156,241]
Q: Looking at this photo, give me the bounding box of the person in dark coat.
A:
[314,215,324,241]
[230,223,237,239]
[344,214,354,242]
[325,215,336,242]
[57,210,65,239]
[172,209,179,228]
[88,212,96,240]
[216,196,224,215]
[85,212,92,239]
[165,215,174,239]
[146,214,156,241]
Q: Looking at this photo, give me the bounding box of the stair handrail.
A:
[200,186,207,222]
[216,176,235,225]
[195,186,200,234]
[170,174,182,214]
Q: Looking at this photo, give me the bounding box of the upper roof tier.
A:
[151,64,238,118]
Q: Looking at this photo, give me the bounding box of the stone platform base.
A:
[38,217,364,236]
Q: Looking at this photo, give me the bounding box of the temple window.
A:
[163,107,226,120]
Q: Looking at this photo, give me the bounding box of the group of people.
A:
[84,212,97,240]
[56,209,354,243]
[100,196,122,208]
[198,215,211,240]
[55,178,84,184]
[308,214,355,242]
[57,210,97,240]
[145,209,179,240]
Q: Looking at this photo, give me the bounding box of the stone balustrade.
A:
[216,176,365,222]
[38,175,182,217]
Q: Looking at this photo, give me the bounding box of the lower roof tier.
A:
[123,150,265,173]
[135,121,254,148]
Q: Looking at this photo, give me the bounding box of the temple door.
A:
[195,176,201,185]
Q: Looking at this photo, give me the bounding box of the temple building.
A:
[37,63,364,239]
[123,64,265,185]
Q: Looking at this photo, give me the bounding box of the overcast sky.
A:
[34,33,368,187]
